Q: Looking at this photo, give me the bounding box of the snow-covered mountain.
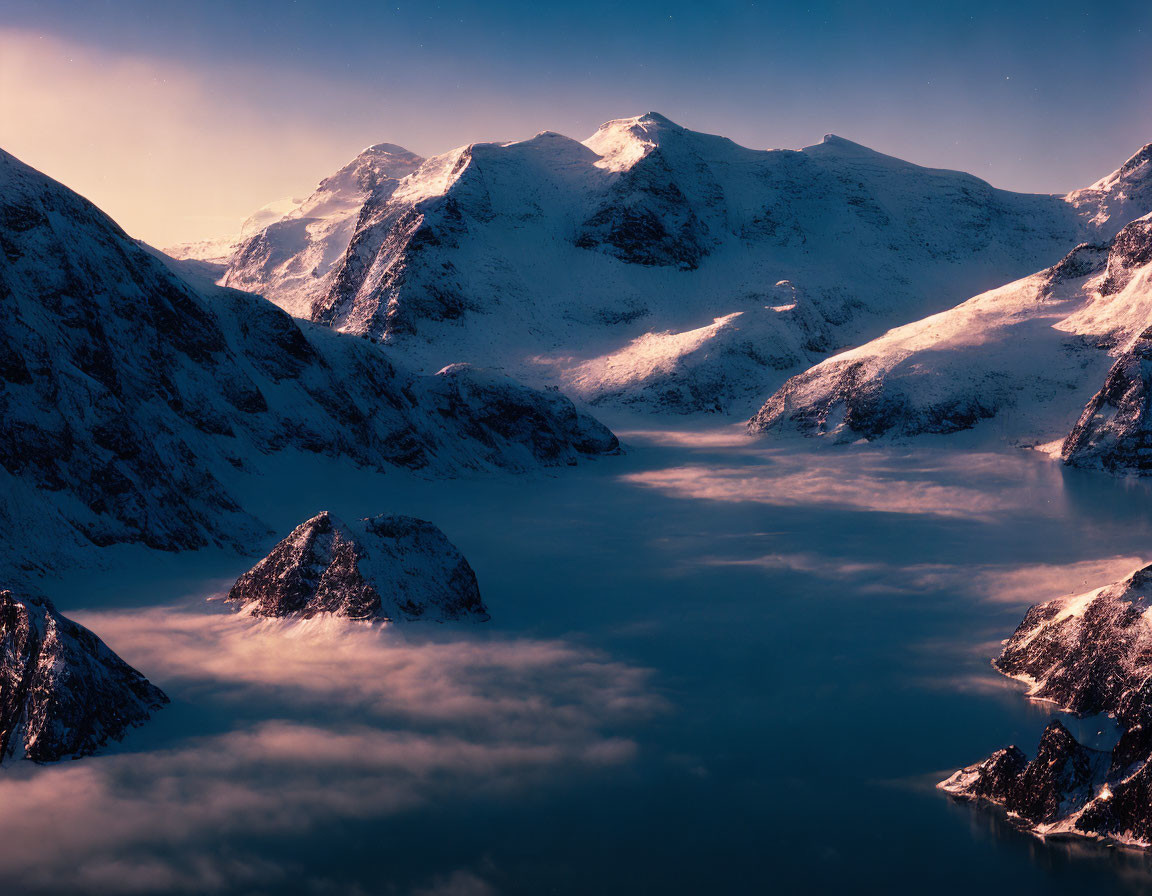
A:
[0,147,618,578]
[223,144,425,317]
[0,589,167,762]
[163,196,304,268]
[750,160,1152,448]
[941,564,1152,848]
[227,511,487,623]
[182,113,1117,414]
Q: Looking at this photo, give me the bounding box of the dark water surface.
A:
[20,428,1152,895]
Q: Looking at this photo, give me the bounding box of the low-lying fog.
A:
[15,426,1152,895]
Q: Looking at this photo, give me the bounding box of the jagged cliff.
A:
[0,590,167,762]
[941,565,1152,847]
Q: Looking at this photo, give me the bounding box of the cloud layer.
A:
[0,608,661,894]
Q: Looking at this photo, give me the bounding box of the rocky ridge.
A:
[0,589,167,763]
[226,511,487,623]
[941,564,1152,847]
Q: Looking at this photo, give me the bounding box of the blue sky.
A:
[3,0,1150,244]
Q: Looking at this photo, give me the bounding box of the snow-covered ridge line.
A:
[1067,142,1152,238]
[219,143,426,318]
[750,205,1152,459]
[174,113,1151,417]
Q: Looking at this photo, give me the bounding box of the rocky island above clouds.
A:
[941,564,1152,847]
[227,511,489,623]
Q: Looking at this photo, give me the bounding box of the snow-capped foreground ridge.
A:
[941,564,1152,847]
[185,113,1150,415]
[227,511,487,623]
[750,207,1152,456]
[0,146,619,576]
[0,590,168,763]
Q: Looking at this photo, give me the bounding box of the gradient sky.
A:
[2,0,1151,246]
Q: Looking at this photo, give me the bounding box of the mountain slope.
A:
[749,174,1152,447]
[1066,143,1152,239]
[1060,217,1152,471]
[199,114,1121,414]
[0,147,618,578]
[0,590,167,762]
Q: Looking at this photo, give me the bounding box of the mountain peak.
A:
[362,142,419,157]
[1078,141,1152,192]
[1118,141,1152,176]
[805,133,884,157]
[593,111,683,130]
[1067,139,1152,238]
[584,112,687,171]
[638,111,680,128]
[305,143,425,214]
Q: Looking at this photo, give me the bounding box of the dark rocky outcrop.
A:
[1062,329,1152,474]
[0,590,167,762]
[941,564,1152,847]
[941,721,1107,826]
[227,511,488,623]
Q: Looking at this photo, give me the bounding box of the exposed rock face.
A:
[1062,219,1152,472]
[940,564,1152,847]
[993,564,1152,716]
[575,142,712,270]
[0,147,619,574]
[0,590,167,762]
[1099,214,1152,296]
[941,722,1108,826]
[227,511,488,623]
[1063,332,1152,468]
